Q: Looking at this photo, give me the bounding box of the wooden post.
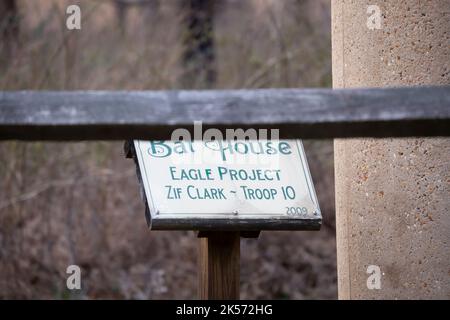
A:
[198,232,240,299]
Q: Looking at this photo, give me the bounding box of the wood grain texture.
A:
[199,232,240,299]
[1,86,449,140]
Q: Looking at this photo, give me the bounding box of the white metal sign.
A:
[133,139,321,230]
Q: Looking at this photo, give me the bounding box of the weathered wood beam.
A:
[0,86,449,140]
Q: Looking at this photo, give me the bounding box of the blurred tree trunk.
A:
[181,0,216,88]
[114,0,128,35]
[0,0,19,65]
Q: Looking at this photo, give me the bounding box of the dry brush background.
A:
[0,0,336,299]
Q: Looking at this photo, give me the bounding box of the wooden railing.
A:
[1,86,449,140]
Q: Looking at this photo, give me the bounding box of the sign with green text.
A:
[133,140,321,231]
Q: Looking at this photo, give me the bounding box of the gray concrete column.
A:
[332,0,450,299]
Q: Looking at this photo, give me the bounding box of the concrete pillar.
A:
[332,1,450,299]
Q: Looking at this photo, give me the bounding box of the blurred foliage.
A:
[0,0,336,299]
